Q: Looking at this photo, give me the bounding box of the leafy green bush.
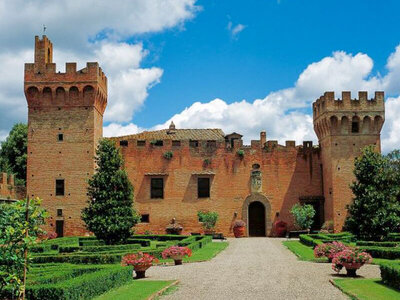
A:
[356,246,400,259]
[356,241,400,247]
[380,261,400,290]
[81,139,140,245]
[197,211,219,230]
[344,146,400,241]
[290,203,315,230]
[388,233,400,241]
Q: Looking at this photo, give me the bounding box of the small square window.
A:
[153,140,163,146]
[198,177,210,198]
[207,140,216,148]
[172,140,181,147]
[58,134,63,142]
[120,140,128,147]
[137,140,146,147]
[151,178,164,199]
[55,179,65,196]
[140,214,150,223]
[190,140,199,148]
[57,209,63,217]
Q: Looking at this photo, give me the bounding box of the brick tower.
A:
[24,35,107,236]
[313,91,385,231]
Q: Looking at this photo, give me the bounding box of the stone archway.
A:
[242,193,272,237]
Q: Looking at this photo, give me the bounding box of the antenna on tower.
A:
[43,25,47,34]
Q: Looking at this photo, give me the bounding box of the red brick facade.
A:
[25,36,385,237]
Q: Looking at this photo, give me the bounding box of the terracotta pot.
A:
[342,262,363,277]
[233,226,245,238]
[133,265,150,279]
[170,254,184,265]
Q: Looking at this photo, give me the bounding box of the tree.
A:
[0,123,28,186]
[344,146,400,241]
[290,203,315,230]
[81,139,140,244]
[0,198,47,298]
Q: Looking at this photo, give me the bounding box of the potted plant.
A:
[163,151,173,160]
[233,219,246,238]
[197,211,219,234]
[121,252,158,279]
[332,248,372,277]
[314,241,348,262]
[165,218,183,235]
[290,203,315,234]
[162,246,192,265]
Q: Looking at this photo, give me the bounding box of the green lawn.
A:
[332,279,400,300]
[282,240,327,262]
[93,280,176,300]
[158,241,229,264]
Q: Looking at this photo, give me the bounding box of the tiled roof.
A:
[114,128,226,141]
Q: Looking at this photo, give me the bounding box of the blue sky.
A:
[134,0,399,127]
[1,0,400,151]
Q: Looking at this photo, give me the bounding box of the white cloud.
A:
[0,0,198,139]
[107,46,400,153]
[227,21,246,38]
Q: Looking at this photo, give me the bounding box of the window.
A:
[151,140,163,146]
[198,178,210,198]
[58,134,63,142]
[172,140,181,147]
[120,140,128,146]
[55,179,65,196]
[137,140,146,147]
[352,121,359,133]
[151,178,164,199]
[190,140,199,148]
[140,214,150,223]
[207,140,216,148]
[57,209,63,217]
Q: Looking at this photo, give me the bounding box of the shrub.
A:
[332,248,372,273]
[314,242,348,260]
[236,149,244,157]
[320,220,334,233]
[290,203,315,230]
[356,241,399,247]
[81,139,140,245]
[163,151,173,159]
[197,211,219,230]
[344,146,400,241]
[356,246,400,259]
[380,261,400,290]
[162,246,192,259]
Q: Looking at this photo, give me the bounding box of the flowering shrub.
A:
[46,231,58,240]
[162,246,192,259]
[233,219,246,228]
[332,248,372,273]
[314,241,348,260]
[121,252,158,269]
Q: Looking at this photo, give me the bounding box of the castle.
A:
[24,36,385,237]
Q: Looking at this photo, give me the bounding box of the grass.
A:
[93,280,176,300]
[158,241,229,264]
[282,240,327,262]
[332,278,400,300]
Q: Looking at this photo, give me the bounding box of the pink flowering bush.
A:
[162,246,192,259]
[332,248,372,273]
[46,231,58,240]
[121,252,158,270]
[314,241,348,261]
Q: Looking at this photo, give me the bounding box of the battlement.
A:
[24,36,107,114]
[313,91,384,120]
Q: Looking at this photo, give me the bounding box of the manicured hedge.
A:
[380,261,400,291]
[25,266,132,300]
[299,234,323,247]
[358,246,400,259]
[299,232,354,248]
[388,233,400,241]
[356,241,400,247]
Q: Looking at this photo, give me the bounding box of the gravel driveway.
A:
[145,238,380,300]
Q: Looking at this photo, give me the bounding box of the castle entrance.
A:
[248,201,266,237]
[242,193,271,237]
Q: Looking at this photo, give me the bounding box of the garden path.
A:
[145,238,380,300]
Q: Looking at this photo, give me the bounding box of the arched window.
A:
[351,116,360,133]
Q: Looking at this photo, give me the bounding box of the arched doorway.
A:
[242,193,271,237]
[248,201,266,237]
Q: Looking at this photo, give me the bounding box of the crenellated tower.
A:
[24,35,107,236]
[313,91,385,231]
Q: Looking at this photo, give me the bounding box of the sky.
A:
[1,0,400,152]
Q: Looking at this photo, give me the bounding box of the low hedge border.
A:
[356,241,400,247]
[357,246,400,260]
[380,261,400,291]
